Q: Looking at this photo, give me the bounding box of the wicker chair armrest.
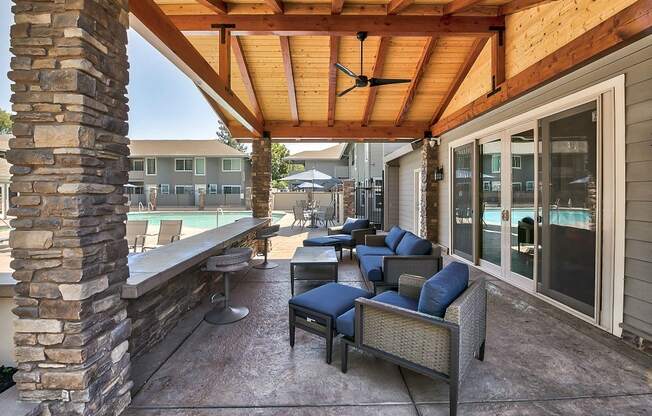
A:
[351,227,376,244]
[355,298,459,376]
[328,225,344,235]
[398,274,427,300]
[383,256,439,286]
[364,234,387,246]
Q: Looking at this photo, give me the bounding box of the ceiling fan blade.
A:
[369,78,412,86]
[335,63,358,78]
[337,84,357,97]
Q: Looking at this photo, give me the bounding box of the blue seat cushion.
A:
[335,291,418,337]
[395,232,432,256]
[328,234,355,247]
[418,262,469,318]
[341,218,370,234]
[384,226,406,252]
[289,283,372,321]
[359,255,384,282]
[303,236,339,247]
[356,244,395,257]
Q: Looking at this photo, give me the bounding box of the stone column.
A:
[251,138,272,218]
[342,179,355,219]
[8,1,132,415]
[420,140,439,242]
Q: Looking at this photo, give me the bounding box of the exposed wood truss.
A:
[228,123,427,141]
[395,37,437,126]
[280,36,299,126]
[263,0,284,14]
[171,14,505,36]
[331,0,344,15]
[499,0,559,15]
[327,36,339,127]
[131,0,263,136]
[231,37,263,122]
[362,37,390,127]
[444,0,485,15]
[218,27,231,88]
[431,0,652,136]
[387,0,415,15]
[491,28,505,90]
[195,0,227,14]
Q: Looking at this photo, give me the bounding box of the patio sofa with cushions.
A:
[337,262,487,416]
[356,226,441,293]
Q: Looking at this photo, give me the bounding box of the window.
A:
[491,182,501,192]
[222,185,241,195]
[512,182,522,192]
[222,158,242,172]
[526,181,535,192]
[175,158,193,172]
[130,159,144,171]
[159,184,170,194]
[145,158,156,175]
[483,181,491,191]
[512,155,522,169]
[208,184,218,195]
[195,157,205,175]
[175,185,193,194]
[491,154,501,173]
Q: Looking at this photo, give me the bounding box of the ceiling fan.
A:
[335,31,411,97]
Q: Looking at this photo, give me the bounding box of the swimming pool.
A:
[482,207,592,228]
[127,210,286,233]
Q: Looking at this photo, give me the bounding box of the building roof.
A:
[129,139,247,158]
[285,144,347,161]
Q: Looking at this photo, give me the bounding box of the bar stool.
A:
[203,247,252,325]
[254,224,280,269]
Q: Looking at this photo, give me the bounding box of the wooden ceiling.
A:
[134,0,557,140]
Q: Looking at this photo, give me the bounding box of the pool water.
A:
[127,210,285,231]
[482,207,592,228]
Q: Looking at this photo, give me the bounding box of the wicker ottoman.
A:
[288,283,372,364]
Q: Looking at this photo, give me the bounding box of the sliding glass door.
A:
[452,143,474,260]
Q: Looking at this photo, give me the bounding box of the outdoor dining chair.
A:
[142,220,182,251]
[291,206,307,229]
[126,220,148,252]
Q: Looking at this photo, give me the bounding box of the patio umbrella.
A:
[281,169,333,201]
[297,182,324,189]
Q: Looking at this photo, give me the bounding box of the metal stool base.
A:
[204,305,250,325]
[253,260,278,269]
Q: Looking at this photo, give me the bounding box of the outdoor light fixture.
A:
[434,166,444,182]
[428,137,441,148]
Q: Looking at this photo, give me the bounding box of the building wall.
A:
[397,149,421,233]
[435,35,652,339]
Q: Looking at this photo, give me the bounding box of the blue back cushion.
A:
[418,262,469,317]
[341,217,369,234]
[384,226,406,251]
[395,232,431,256]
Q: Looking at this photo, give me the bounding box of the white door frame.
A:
[413,168,422,236]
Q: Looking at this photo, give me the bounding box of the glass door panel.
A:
[452,143,473,260]
[538,101,598,318]
[510,130,535,279]
[479,139,502,267]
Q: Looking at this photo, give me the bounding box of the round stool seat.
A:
[203,247,253,325]
[254,225,280,270]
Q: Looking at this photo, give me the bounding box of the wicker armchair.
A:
[341,274,487,416]
[327,225,375,245]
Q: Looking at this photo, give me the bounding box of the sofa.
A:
[356,226,441,292]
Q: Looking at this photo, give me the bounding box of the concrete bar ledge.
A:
[0,273,16,298]
[122,218,268,299]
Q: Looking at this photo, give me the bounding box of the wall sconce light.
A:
[428,137,441,148]
[434,166,444,182]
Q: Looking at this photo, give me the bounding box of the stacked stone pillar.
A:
[251,138,272,218]
[420,140,439,242]
[342,179,355,219]
[8,1,132,415]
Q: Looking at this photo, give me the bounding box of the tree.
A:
[271,143,302,190]
[215,120,247,153]
[0,108,12,134]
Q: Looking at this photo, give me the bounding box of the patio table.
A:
[290,246,338,295]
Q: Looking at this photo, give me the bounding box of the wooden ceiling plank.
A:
[395,37,437,126]
[228,122,428,140]
[444,0,485,15]
[263,0,285,14]
[332,0,344,15]
[387,0,415,15]
[280,36,299,126]
[429,37,486,125]
[327,36,340,126]
[195,0,227,14]
[231,37,264,122]
[130,0,263,136]
[361,37,390,127]
[170,14,505,36]
[218,28,231,88]
[431,0,652,136]
[499,0,559,15]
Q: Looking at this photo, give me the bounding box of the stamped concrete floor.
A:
[126,216,652,416]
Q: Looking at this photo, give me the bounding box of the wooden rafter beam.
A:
[491,28,505,90]
[130,0,263,136]
[280,36,299,126]
[429,37,486,125]
[332,0,344,14]
[444,0,484,15]
[231,37,264,122]
[228,122,428,140]
[362,37,390,127]
[431,0,652,136]
[395,37,437,126]
[327,36,339,126]
[263,0,284,14]
[387,0,414,15]
[218,28,231,88]
[196,0,227,14]
[171,14,505,36]
[499,0,558,15]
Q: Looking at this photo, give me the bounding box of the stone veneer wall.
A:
[420,140,439,242]
[8,1,132,415]
[127,229,260,359]
[251,138,272,218]
[342,179,355,219]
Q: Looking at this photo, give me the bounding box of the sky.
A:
[0,2,329,155]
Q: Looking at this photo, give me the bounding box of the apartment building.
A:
[128,139,251,207]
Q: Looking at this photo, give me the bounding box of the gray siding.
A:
[436,35,652,338]
[397,150,421,233]
[384,164,400,230]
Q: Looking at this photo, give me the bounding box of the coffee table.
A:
[290,246,338,295]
